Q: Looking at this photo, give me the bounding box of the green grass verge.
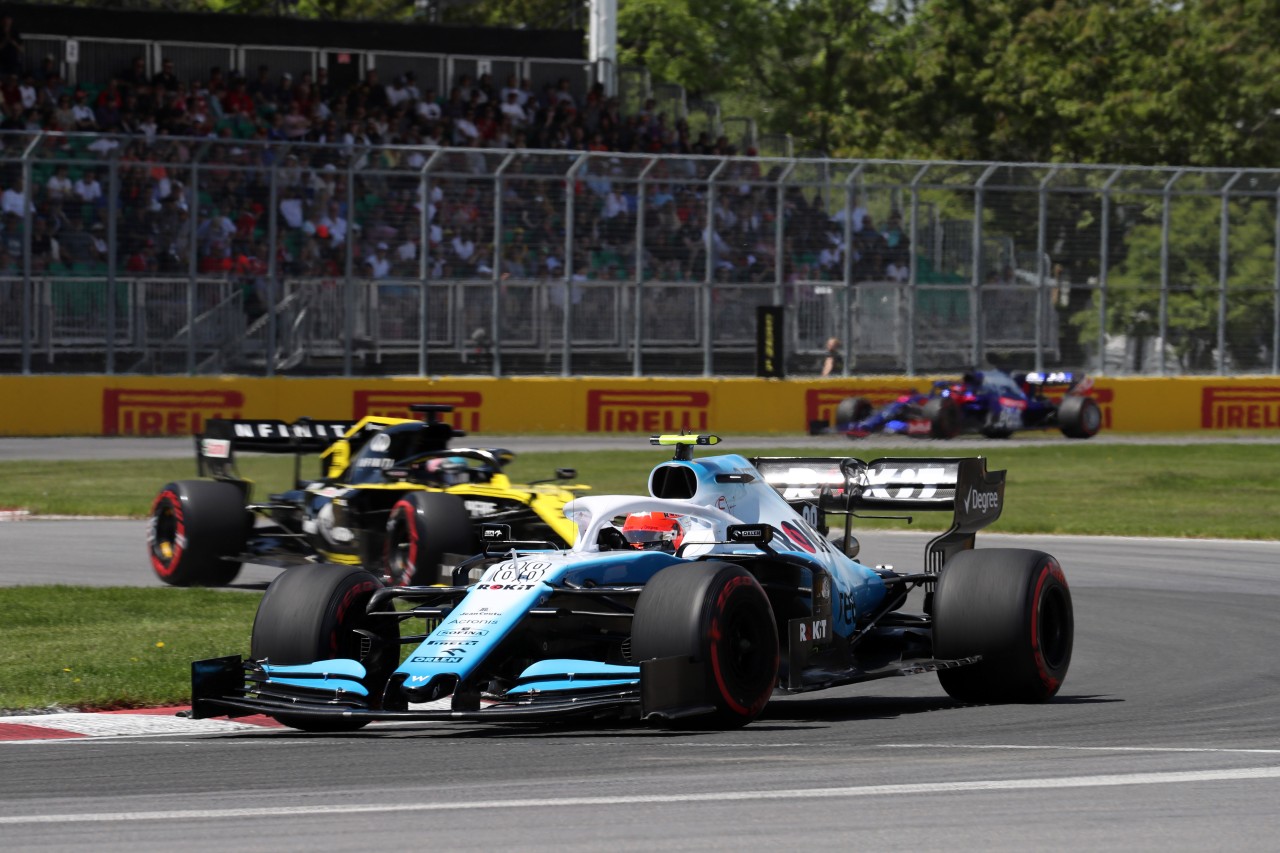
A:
[2,441,1278,712]
[1,443,1278,539]
[0,587,261,711]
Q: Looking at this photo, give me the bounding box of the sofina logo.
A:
[1201,386,1280,429]
[585,390,709,432]
[102,389,244,436]
[352,390,482,431]
[804,387,916,426]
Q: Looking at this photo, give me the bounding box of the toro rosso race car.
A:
[148,405,583,588]
[187,434,1074,731]
[818,370,1102,440]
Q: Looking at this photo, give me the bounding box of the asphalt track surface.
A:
[2,435,1280,850]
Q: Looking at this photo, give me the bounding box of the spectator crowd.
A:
[0,16,914,303]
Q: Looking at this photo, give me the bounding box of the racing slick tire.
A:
[922,397,962,439]
[384,492,479,586]
[250,564,398,732]
[1057,395,1102,439]
[835,396,873,427]
[932,548,1073,703]
[148,480,250,587]
[632,562,779,729]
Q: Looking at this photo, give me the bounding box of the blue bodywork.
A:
[841,369,1094,439]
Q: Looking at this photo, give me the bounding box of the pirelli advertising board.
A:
[0,375,1277,437]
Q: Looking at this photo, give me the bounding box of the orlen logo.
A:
[102,389,244,436]
[1201,386,1280,429]
[353,390,481,432]
[586,390,709,433]
[805,387,916,426]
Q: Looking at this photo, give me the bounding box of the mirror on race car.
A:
[839,458,869,501]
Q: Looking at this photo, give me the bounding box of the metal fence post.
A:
[1218,172,1243,375]
[418,149,443,378]
[1159,170,1183,376]
[971,165,998,368]
[562,152,589,377]
[492,151,517,378]
[1274,186,1280,375]
[774,161,794,371]
[265,152,279,378]
[842,165,863,377]
[187,158,200,375]
[1035,167,1058,375]
[19,133,38,375]
[106,153,119,375]
[632,157,658,377]
[704,157,730,377]
[1097,169,1122,376]
[907,164,930,377]
[343,153,356,378]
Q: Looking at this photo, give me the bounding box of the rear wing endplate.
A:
[751,455,1006,571]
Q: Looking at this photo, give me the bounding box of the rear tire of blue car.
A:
[632,562,779,729]
[932,549,1073,703]
[384,492,478,586]
[835,396,872,427]
[923,397,961,439]
[148,480,250,587]
[250,564,398,732]
[1058,395,1102,438]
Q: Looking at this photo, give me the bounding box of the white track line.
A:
[3,766,1280,825]
[879,743,1280,755]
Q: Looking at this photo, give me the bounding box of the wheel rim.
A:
[148,493,183,574]
[1037,585,1070,670]
[720,606,772,686]
[1082,402,1102,434]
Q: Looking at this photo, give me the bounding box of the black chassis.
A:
[191,411,571,574]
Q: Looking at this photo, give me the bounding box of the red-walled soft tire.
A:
[250,564,396,732]
[933,548,1073,703]
[148,480,250,587]
[632,562,779,728]
[383,491,478,586]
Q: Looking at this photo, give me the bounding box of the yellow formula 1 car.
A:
[148,405,584,587]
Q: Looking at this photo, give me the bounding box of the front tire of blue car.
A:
[250,564,398,732]
[932,548,1073,703]
[632,562,779,729]
[835,396,873,427]
[923,397,962,439]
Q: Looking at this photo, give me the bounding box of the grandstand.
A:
[0,4,1125,377]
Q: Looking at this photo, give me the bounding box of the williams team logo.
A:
[102,389,244,436]
[353,390,482,431]
[586,389,709,432]
[1201,386,1280,429]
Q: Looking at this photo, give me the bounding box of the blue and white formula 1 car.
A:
[188,435,1074,731]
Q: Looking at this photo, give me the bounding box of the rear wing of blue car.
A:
[751,455,1006,572]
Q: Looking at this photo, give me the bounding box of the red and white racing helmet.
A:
[621,512,684,552]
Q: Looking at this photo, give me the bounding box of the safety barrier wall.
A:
[1,375,1278,437]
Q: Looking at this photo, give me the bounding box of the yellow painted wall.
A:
[1,374,1278,436]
